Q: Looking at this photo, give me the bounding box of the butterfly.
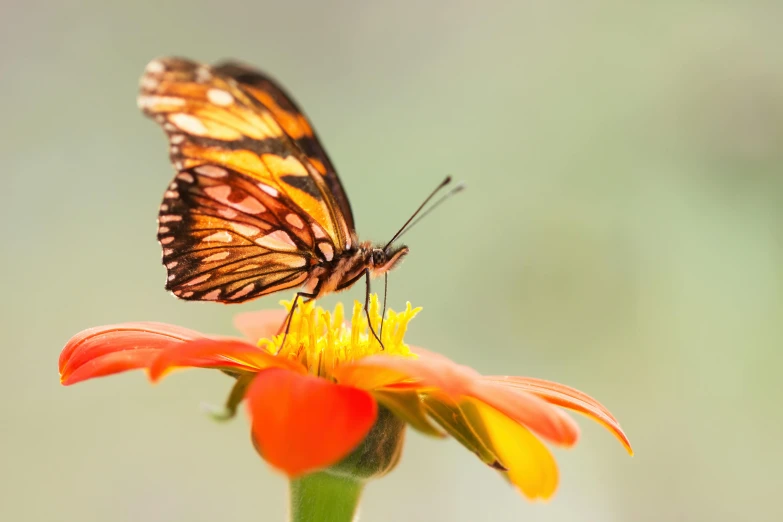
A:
[137,57,459,339]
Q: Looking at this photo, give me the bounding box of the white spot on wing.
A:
[236,197,265,214]
[164,190,179,199]
[255,230,297,251]
[285,214,305,229]
[311,224,327,238]
[318,242,334,261]
[202,289,222,300]
[139,76,159,90]
[219,208,238,219]
[185,274,211,286]
[204,185,266,214]
[195,67,212,83]
[160,237,175,245]
[204,185,232,202]
[169,113,208,135]
[203,251,230,262]
[207,88,234,106]
[158,226,169,234]
[176,172,194,183]
[195,165,228,178]
[231,284,256,299]
[166,261,178,269]
[137,95,186,109]
[145,60,165,73]
[171,134,185,144]
[231,223,261,237]
[159,215,183,223]
[258,184,278,197]
[202,231,233,243]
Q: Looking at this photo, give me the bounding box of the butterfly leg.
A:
[364,269,385,350]
[380,273,389,340]
[277,289,318,354]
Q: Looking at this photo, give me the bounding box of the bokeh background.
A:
[2,1,782,521]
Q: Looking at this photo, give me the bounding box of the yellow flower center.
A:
[259,294,420,379]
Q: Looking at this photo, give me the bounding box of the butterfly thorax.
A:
[305,241,409,299]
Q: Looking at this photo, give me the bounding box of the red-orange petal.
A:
[335,351,480,397]
[246,368,377,477]
[338,353,580,446]
[469,380,580,447]
[482,376,633,454]
[148,338,306,382]
[232,309,288,342]
[59,322,207,385]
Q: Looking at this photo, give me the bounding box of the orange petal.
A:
[482,376,633,454]
[148,338,306,382]
[469,380,580,447]
[462,398,559,500]
[59,322,207,385]
[338,352,577,446]
[335,351,480,397]
[233,309,288,341]
[247,368,377,477]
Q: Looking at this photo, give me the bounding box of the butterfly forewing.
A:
[139,57,352,302]
[212,61,356,239]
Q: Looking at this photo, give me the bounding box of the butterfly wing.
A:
[157,164,313,302]
[212,61,356,239]
[138,57,349,302]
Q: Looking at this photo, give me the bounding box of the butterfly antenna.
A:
[392,181,466,243]
[384,176,453,250]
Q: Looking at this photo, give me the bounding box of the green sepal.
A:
[373,389,446,438]
[203,372,256,421]
[326,405,406,480]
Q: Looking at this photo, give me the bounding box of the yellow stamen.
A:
[258,294,420,379]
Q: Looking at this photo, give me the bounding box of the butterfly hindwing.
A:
[158,165,316,303]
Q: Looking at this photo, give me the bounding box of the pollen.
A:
[259,294,420,378]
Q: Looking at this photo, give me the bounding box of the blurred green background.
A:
[2,1,782,521]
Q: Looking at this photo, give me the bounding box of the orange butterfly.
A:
[138,57,459,340]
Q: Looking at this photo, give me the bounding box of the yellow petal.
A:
[461,398,559,500]
[423,395,504,469]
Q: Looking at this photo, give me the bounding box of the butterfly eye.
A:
[371,249,386,266]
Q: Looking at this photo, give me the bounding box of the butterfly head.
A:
[369,245,409,276]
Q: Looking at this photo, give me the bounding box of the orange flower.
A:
[59,296,631,500]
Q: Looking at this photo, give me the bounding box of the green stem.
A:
[289,472,365,522]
